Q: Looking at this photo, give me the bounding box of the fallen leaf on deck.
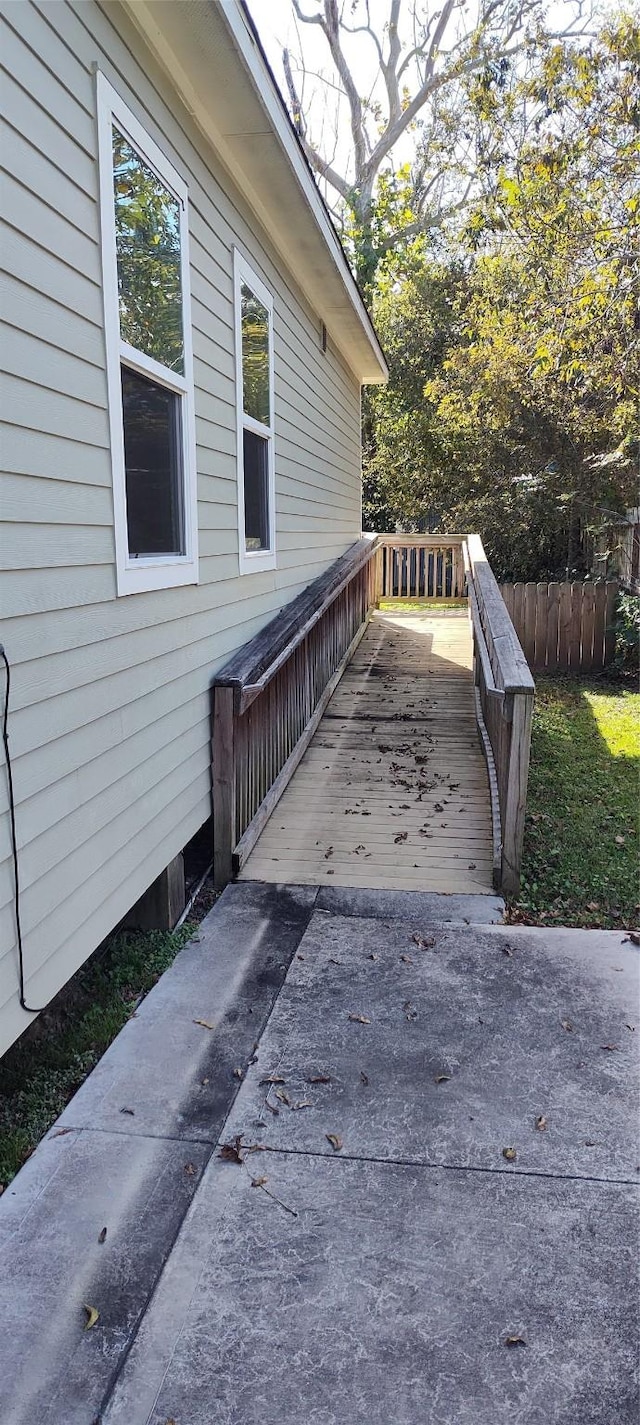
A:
[98,1227,107,1244]
[623,932,640,945]
[275,1087,292,1105]
[326,1134,343,1152]
[329,957,341,964]
[324,846,334,859]
[468,862,477,870]
[501,944,514,957]
[600,1043,619,1051]
[251,1176,268,1188]
[233,1067,243,1080]
[412,934,435,950]
[400,954,413,963]
[404,1001,418,1021]
[502,1147,517,1162]
[83,1305,99,1330]
[360,1070,369,1085]
[260,1075,286,1085]
[505,1336,527,1348]
[560,1019,574,1032]
[309,1075,331,1084]
[184,1162,197,1176]
[368,952,379,961]
[120,1107,135,1116]
[265,1100,279,1115]
[326,869,335,875]
[434,1074,450,1084]
[349,1013,371,1024]
[535,1116,547,1131]
[201,1077,209,1086]
[220,1136,245,1164]
[394,832,408,843]
[51,1128,73,1138]
[193,1019,215,1030]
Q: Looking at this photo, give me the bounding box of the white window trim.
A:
[97,71,198,596]
[233,249,276,575]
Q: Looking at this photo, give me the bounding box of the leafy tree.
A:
[279,0,585,288]
[363,15,639,577]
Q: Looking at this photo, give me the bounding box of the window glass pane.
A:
[113,127,184,374]
[241,283,270,425]
[243,429,270,552]
[121,365,184,557]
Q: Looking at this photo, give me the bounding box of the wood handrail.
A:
[213,536,377,709]
[464,534,534,698]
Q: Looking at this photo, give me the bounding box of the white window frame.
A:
[233,249,276,575]
[97,72,198,596]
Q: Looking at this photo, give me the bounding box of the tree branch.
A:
[282,48,306,138]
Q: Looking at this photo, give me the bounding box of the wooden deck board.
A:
[240,610,494,893]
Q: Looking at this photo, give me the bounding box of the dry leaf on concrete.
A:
[83,1305,99,1330]
[220,1136,245,1165]
[326,1134,343,1152]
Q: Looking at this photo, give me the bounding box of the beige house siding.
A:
[0,0,363,1054]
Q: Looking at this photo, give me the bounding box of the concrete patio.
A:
[0,883,637,1423]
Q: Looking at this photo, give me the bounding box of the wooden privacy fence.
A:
[499,580,618,672]
[212,532,535,895]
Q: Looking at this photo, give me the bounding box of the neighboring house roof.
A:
[124,0,389,384]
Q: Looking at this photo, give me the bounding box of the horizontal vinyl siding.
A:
[0,0,362,1053]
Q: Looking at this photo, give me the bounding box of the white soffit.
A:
[122,0,388,384]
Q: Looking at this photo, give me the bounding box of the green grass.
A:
[0,923,196,1190]
[511,677,639,928]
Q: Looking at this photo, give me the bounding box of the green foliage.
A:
[511,678,639,927]
[363,16,640,577]
[615,591,640,670]
[0,923,195,1188]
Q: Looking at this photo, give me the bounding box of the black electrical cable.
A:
[1,645,48,1014]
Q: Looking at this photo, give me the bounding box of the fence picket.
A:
[581,582,596,671]
[546,583,560,671]
[592,583,606,668]
[536,583,548,668]
[523,584,537,666]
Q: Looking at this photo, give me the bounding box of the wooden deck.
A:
[240,609,494,893]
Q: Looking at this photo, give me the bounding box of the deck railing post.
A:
[500,688,534,895]
[213,685,236,890]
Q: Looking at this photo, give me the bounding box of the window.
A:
[234,251,276,573]
[97,73,198,595]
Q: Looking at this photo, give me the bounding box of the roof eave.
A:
[121,0,389,384]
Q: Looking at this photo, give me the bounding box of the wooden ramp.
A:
[239,609,494,893]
